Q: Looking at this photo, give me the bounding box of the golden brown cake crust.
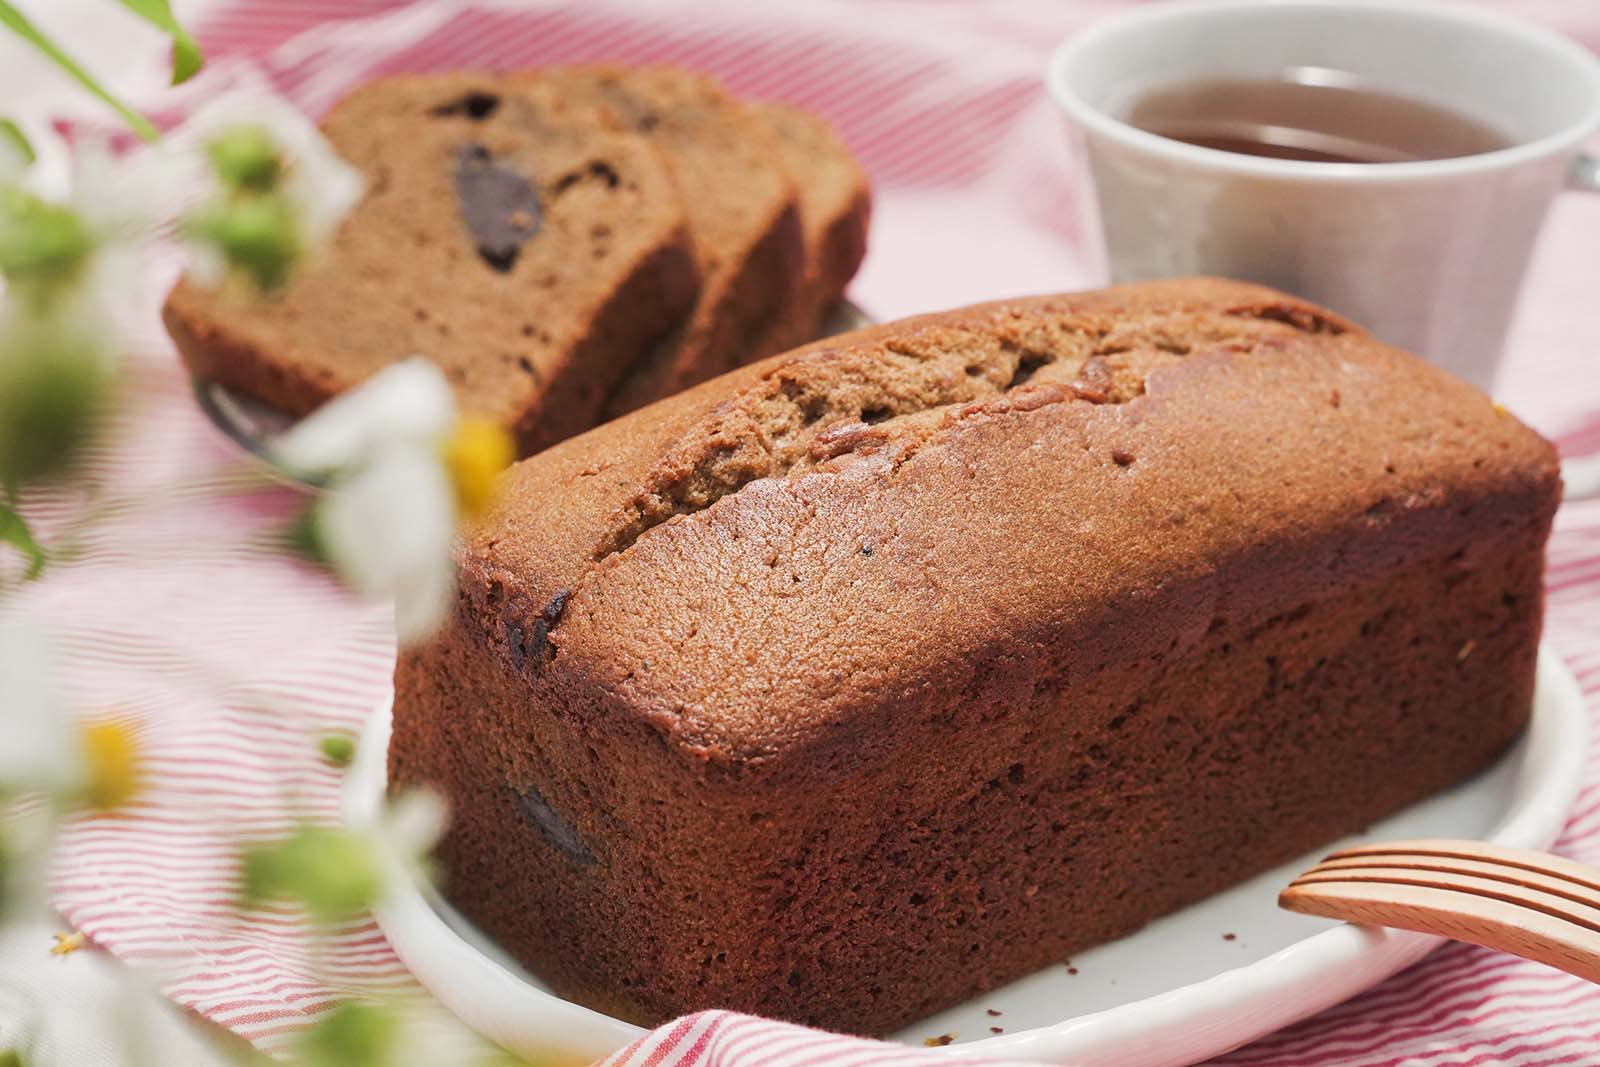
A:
[163,73,699,455]
[390,278,1560,1034]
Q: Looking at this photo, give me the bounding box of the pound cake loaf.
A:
[164,73,698,454]
[389,278,1559,1035]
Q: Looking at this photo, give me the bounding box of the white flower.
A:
[272,358,455,475]
[0,613,145,817]
[275,360,460,642]
[191,93,365,247]
[0,135,169,333]
[315,445,457,642]
[275,359,512,642]
[0,613,146,919]
[176,90,364,288]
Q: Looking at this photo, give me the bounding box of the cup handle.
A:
[1571,153,1600,192]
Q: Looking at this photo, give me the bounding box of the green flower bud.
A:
[0,319,114,487]
[295,1001,399,1067]
[239,823,384,924]
[0,191,92,300]
[205,124,282,194]
[319,733,356,768]
[0,1048,25,1067]
[185,192,301,293]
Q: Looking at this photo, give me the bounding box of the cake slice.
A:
[390,278,1558,1034]
[534,67,805,417]
[743,102,871,358]
[164,73,698,455]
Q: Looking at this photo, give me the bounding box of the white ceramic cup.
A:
[1047,0,1600,392]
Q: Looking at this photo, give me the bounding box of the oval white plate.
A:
[343,647,1587,1067]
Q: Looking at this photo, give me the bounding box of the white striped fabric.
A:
[28,1,1600,1064]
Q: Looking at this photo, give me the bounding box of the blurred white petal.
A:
[0,134,27,185]
[273,357,455,474]
[0,919,232,1064]
[394,999,497,1064]
[0,614,82,791]
[66,137,169,244]
[316,445,456,639]
[3,118,69,201]
[381,788,448,860]
[391,548,457,643]
[71,242,144,341]
[179,237,226,289]
[284,134,365,247]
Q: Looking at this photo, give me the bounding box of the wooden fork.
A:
[1280,838,1600,984]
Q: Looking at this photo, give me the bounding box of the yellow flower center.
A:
[442,417,513,519]
[50,931,85,956]
[78,718,144,811]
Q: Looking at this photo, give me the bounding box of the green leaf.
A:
[0,502,46,580]
[0,120,33,168]
[0,1,159,143]
[113,0,203,85]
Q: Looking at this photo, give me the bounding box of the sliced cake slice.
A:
[744,102,872,358]
[534,67,805,418]
[164,73,699,455]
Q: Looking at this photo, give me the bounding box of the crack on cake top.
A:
[591,303,1345,562]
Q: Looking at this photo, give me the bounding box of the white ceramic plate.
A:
[342,648,1587,1067]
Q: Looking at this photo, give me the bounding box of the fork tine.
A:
[1283,840,1600,985]
[1280,878,1600,984]
[1324,838,1600,895]
[1287,865,1600,933]
[1302,856,1600,913]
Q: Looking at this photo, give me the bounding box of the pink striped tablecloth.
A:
[21,1,1600,1064]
